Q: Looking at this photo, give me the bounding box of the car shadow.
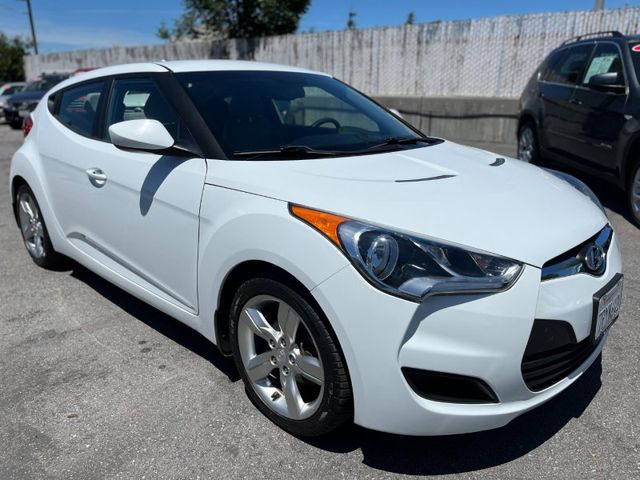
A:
[304,356,602,475]
[139,155,185,216]
[68,262,240,382]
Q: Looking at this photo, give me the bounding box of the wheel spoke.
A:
[281,371,303,419]
[277,302,300,343]
[19,199,34,219]
[28,197,39,220]
[245,351,275,382]
[240,307,278,342]
[296,354,323,385]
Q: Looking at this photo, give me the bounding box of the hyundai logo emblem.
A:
[582,244,606,273]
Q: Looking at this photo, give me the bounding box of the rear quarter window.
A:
[55,81,105,138]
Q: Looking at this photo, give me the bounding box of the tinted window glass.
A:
[546,44,594,85]
[630,41,640,82]
[176,71,418,159]
[56,81,105,137]
[542,49,566,80]
[582,43,625,85]
[106,78,190,143]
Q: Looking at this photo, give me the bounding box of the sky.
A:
[0,0,639,53]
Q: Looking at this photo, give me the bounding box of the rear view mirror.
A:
[587,73,625,94]
[109,119,174,152]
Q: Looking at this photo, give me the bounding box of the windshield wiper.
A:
[233,145,341,159]
[364,135,435,152]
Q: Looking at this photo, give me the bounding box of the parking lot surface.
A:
[1,124,638,479]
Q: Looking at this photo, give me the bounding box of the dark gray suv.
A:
[518,31,640,226]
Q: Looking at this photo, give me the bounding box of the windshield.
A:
[23,76,65,93]
[176,71,429,159]
[0,84,23,96]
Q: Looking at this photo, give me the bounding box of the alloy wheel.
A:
[632,166,640,221]
[17,191,45,259]
[518,127,535,163]
[237,294,324,420]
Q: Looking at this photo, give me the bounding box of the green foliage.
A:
[406,12,415,25]
[158,0,311,41]
[346,10,356,30]
[0,33,29,81]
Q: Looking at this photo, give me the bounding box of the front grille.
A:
[521,320,599,392]
[541,225,612,280]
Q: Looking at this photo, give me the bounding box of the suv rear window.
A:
[545,44,594,85]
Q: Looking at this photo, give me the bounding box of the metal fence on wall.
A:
[24,7,640,98]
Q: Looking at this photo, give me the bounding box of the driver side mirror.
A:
[109,119,175,152]
[587,73,625,94]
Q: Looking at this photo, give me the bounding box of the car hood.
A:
[206,141,608,267]
[7,91,44,103]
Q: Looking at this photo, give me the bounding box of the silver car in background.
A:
[0,82,26,122]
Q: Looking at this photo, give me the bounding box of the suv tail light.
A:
[23,115,33,138]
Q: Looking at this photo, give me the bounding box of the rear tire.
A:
[230,276,353,437]
[628,161,640,227]
[9,120,22,130]
[518,122,543,165]
[15,184,63,268]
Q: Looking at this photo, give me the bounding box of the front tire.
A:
[628,161,640,227]
[15,184,62,268]
[518,122,542,165]
[230,277,353,437]
[9,119,22,130]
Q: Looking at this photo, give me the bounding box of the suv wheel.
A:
[628,161,640,227]
[230,277,353,437]
[518,122,542,164]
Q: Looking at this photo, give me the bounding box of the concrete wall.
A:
[376,96,519,152]
[24,8,640,98]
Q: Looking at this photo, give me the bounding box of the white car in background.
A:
[9,61,623,437]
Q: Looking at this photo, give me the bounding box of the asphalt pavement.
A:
[0,124,638,479]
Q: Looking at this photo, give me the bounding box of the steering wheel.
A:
[311,117,341,130]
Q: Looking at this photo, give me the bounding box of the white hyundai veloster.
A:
[10,61,623,437]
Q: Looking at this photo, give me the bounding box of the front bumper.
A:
[311,233,622,435]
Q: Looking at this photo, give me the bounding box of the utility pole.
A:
[594,0,605,10]
[25,0,38,54]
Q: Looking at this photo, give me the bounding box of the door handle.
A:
[569,98,582,105]
[86,168,107,186]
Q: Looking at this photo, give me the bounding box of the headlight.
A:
[290,205,523,301]
[546,169,605,214]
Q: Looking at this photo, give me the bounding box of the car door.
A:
[539,43,594,157]
[41,75,206,314]
[567,42,628,171]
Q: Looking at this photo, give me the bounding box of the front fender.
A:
[197,184,350,342]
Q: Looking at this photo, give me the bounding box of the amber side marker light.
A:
[289,205,350,246]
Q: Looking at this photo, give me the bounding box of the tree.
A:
[405,11,415,25]
[0,33,29,81]
[158,0,311,41]
[346,10,356,30]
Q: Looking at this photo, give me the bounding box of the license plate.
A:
[18,109,30,118]
[591,274,623,343]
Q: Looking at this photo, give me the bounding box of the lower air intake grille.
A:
[522,320,599,392]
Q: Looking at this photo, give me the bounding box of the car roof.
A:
[158,59,328,75]
[48,60,329,95]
